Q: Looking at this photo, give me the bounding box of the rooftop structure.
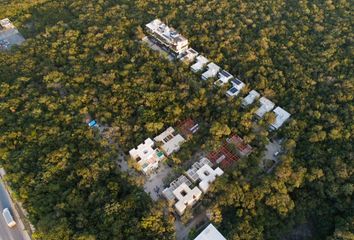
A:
[173,182,202,215]
[186,158,213,183]
[0,18,25,50]
[255,97,275,119]
[180,48,199,63]
[196,164,224,193]
[129,138,165,174]
[201,62,221,80]
[194,224,226,240]
[162,175,202,216]
[162,175,192,202]
[154,127,185,156]
[242,90,260,107]
[207,144,239,169]
[226,135,253,157]
[177,118,199,138]
[145,19,189,56]
[226,78,245,97]
[191,55,209,73]
[214,70,234,86]
[270,107,291,130]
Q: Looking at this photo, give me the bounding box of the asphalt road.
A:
[0,180,29,240]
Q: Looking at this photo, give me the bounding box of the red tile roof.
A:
[177,118,199,137]
[207,144,239,169]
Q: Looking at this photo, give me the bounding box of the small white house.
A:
[191,55,209,73]
[201,62,220,80]
[154,127,185,156]
[214,70,234,86]
[255,97,275,118]
[180,48,199,63]
[242,90,260,107]
[196,164,223,193]
[226,78,245,97]
[270,107,291,130]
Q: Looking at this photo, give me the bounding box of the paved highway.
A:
[0,179,30,240]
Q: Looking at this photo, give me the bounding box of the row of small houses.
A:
[145,19,291,130]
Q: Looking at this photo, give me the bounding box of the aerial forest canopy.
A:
[0,0,353,239]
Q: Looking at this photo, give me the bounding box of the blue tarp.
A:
[88,120,97,127]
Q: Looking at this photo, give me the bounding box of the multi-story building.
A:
[154,127,185,156]
[145,19,189,57]
[129,138,165,174]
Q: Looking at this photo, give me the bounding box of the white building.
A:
[214,70,234,86]
[145,19,189,56]
[173,182,202,216]
[186,157,223,193]
[226,78,245,97]
[196,164,223,193]
[191,55,209,73]
[242,90,260,107]
[162,175,202,216]
[186,158,213,183]
[154,127,185,156]
[255,97,275,118]
[194,224,226,240]
[162,175,192,202]
[270,107,291,130]
[180,48,199,63]
[201,62,220,80]
[129,138,165,174]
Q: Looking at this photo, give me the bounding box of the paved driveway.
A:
[143,164,172,201]
[261,139,282,172]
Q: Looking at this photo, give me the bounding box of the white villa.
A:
[162,175,202,216]
[255,97,275,119]
[145,19,189,56]
[270,106,291,130]
[154,127,185,156]
[226,78,245,97]
[180,48,199,63]
[191,55,209,73]
[214,70,234,86]
[201,62,220,80]
[242,90,260,107]
[129,138,165,174]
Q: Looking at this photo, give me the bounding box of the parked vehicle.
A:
[2,208,16,227]
[274,151,280,157]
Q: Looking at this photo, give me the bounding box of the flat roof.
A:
[191,55,209,72]
[154,127,185,155]
[242,90,260,106]
[271,106,291,129]
[194,224,226,240]
[255,97,275,118]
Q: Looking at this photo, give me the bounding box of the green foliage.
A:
[0,0,352,239]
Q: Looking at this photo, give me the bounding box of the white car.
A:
[2,208,16,228]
